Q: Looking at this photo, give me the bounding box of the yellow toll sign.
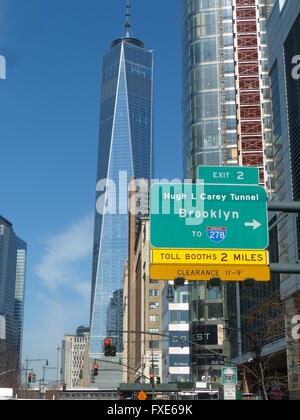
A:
[150,264,270,282]
[151,249,269,265]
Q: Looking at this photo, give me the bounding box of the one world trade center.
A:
[89,1,153,357]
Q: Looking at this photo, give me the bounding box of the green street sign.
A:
[150,183,269,250]
[198,166,259,185]
[222,367,238,385]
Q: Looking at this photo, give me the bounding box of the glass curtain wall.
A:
[0,216,26,371]
[89,38,153,356]
[182,0,237,180]
[182,0,236,383]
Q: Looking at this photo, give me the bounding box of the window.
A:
[149,352,160,361]
[178,291,190,303]
[149,315,159,322]
[149,328,159,334]
[149,289,159,297]
[207,303,223,320]
[207,287,222,299]
[170,311,189,324]
[149,302,159,310]
[149,340,160,349]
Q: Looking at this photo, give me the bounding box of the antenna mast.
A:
[125,0,132,38]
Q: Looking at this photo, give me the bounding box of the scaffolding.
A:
[216,0,228,166]
[233,0,266,185]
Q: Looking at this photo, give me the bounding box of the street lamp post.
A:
[150,336,155,399]
[56,346,61,386]
[42,367,57,387]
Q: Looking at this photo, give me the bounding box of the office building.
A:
[267,0,300,399]
[0,216,26,372]
[181,0,275,383]
[182,0,274,188]
[61,326,89,388]
[124,182,164,384]
[89,2,153,360]
[162,285,191,383]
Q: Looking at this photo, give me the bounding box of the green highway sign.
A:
[198,166,259,185]
[150,183,269,250]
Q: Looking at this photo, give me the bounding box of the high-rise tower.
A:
[89,1,153,357]
[181,0,275,383]
[0,215,27,372]
[182,0,274,192]
[267,0,300,399]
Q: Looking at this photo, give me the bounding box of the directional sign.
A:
[222,367,238,385]
[198,166,259,185]
[150,183,268,250]
[151,249,269,265]
[149,264,271,281]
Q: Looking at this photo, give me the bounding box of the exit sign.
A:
[198,166,259,185]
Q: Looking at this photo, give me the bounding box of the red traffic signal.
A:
[93,363,99,376]
[104,338,111,356]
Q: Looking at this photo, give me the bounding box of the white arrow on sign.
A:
[244,219,261,230]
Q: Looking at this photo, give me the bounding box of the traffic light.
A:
[32,373,36,383]
[104,338,111,356]
[103,338,117,356]
[62,384,66,391]
[93,363,99,376]
[149,373,155,385]
[27,373,32,383]
[156,376,161,385]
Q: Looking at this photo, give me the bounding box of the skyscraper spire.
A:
[125,0,132,38]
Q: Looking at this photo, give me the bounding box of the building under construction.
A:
[182,0,278,386]
[183,0,274,191]
[234,0,274,187]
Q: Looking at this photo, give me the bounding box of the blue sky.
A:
[0,0,182,381]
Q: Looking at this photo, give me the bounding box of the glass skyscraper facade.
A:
[89,33,153,356]
[182,0,274,190]
[267,0,300,399]
[181,0,275,382]
[182,0,238,179]
[0,215,27,371]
